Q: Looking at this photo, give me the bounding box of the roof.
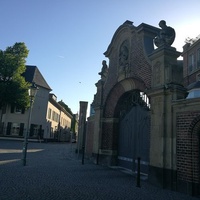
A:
[187,81,200,91]
[23,65,52,90]
[49,94,73,119]
[104,20,159,57]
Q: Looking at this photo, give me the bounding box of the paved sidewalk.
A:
[0,140,199,200]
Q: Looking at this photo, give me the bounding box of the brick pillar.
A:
[77,101,88,154]
[147,45,186,189]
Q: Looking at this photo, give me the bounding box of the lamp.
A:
[22,82,38,166]
[28,83,38,99]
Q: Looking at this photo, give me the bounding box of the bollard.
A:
[136,157,141,188]
[82,145,85,165]
[22,141,28,166]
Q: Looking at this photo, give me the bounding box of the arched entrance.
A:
[115,90,150,175]
[188,118,200,195]
[176,115,200,195]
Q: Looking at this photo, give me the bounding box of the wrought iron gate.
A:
[117,90,150,175]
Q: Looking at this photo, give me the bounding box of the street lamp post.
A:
[22,83,38,166]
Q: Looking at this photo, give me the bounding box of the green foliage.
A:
[0,42,30,109]
[58,100,73,115]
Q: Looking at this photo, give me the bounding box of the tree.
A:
[0,42,30,110]
[58,100,73,115]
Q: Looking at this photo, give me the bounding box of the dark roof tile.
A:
[23,65,52,90]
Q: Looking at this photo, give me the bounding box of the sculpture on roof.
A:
[154,20,175,48]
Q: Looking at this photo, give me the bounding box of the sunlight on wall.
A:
[0,148,44,165]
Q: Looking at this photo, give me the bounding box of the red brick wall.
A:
[183,71,200,87]
[103,31,152,107]
[130,35,152,87]
[101,121,119,150]
[103,83,125,118]
[176,111,200,183]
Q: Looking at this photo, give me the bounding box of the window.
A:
[197,48,200,68]
[12,123,20,135]
[52,111,55,121]
[10,105,24,114]
[48,108,52,119]
[55,113,58,122]
[189,54,195,72]
[15,106,22,113]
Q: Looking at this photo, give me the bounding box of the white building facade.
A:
[0,65,72,141]
[46,94,72,142]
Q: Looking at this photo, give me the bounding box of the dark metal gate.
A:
[117,90,150,175]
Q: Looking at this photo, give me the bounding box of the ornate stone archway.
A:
[98,77,148,165]
[89,21,159,166]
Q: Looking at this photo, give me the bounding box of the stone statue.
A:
[98,60,108,80]
[119,45,129,67]
[118,42,129,77]
[154,20,175,48]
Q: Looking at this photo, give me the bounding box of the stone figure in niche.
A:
[154,20,175,48]
[119,43,129,76]
[98,60,108,80]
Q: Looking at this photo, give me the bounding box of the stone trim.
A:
[101,118,119,123]
[99,149,117,156]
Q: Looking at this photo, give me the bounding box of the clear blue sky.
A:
[0,0,200,115]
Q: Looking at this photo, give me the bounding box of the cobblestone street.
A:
[0,140,199,200]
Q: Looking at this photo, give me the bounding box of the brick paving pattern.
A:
[0,140,199,200]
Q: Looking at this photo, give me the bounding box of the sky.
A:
[0,0,200,115]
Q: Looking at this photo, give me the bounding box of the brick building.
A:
[84,20,200,196]
[173,36,200,194]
